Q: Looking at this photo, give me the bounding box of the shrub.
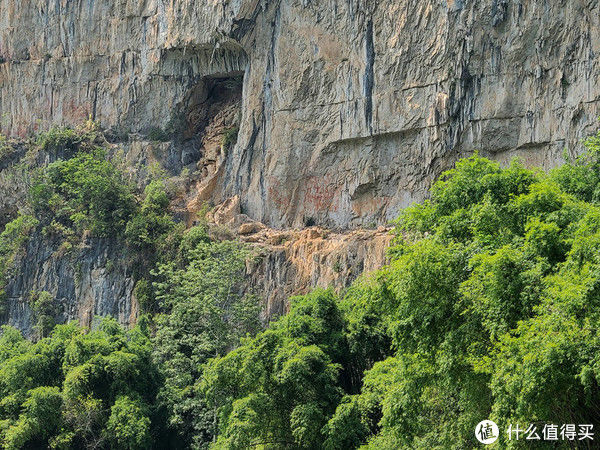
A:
[29,291,57,340]
[30,148,136,237]
[221,126,239,151]
[34,123,99,157]
[147,127,170,142]
[0,133,12,160]
[125,180,175,250]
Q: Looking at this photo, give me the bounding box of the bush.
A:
[147,127,170,142]
[30,148,136,237]
[0,133,12,160]
[125,180,175,250]
[221,126,239,151]
[35,124,99,156]
[29,291,57,340]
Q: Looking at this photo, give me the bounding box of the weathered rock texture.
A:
[1,1,600,332]
[2,234,136,335]
[244,226,393,320]
[2,0,599,229]
[203,196,393,319]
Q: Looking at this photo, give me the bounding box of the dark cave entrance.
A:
[174,72,244,177]
[161,45,248,222]
[183,73,244,142]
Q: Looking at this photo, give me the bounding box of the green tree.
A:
[30,148,136,237]
[29,291,58,340]
[0,319,167,449]
[106,396,152,449]
[125,180,175,251]
[203,290,346,449]
[153,238,260,448]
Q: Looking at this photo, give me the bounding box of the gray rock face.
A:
[1,1,600,333]
[226,0,600,227]
[2,0,599,229]
[2,234,136,336]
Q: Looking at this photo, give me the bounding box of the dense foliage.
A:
[1,126,600,448]
[0,126,261,448]
[0,319,162,450]
[30,147,136,238]
[153,237,261,448]
[202,133,600,449]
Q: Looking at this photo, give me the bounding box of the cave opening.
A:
[175,72,244,174]
[184,73,243,142]
[167,70,245,225]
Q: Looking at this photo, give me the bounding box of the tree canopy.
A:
[1,127,600,448]
[201,132,600,449]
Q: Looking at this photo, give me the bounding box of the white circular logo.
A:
[475,420,499,444]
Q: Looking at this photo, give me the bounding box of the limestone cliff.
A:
[1,0,599,333]
[2,0,599,227]
[3,233,136,332]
